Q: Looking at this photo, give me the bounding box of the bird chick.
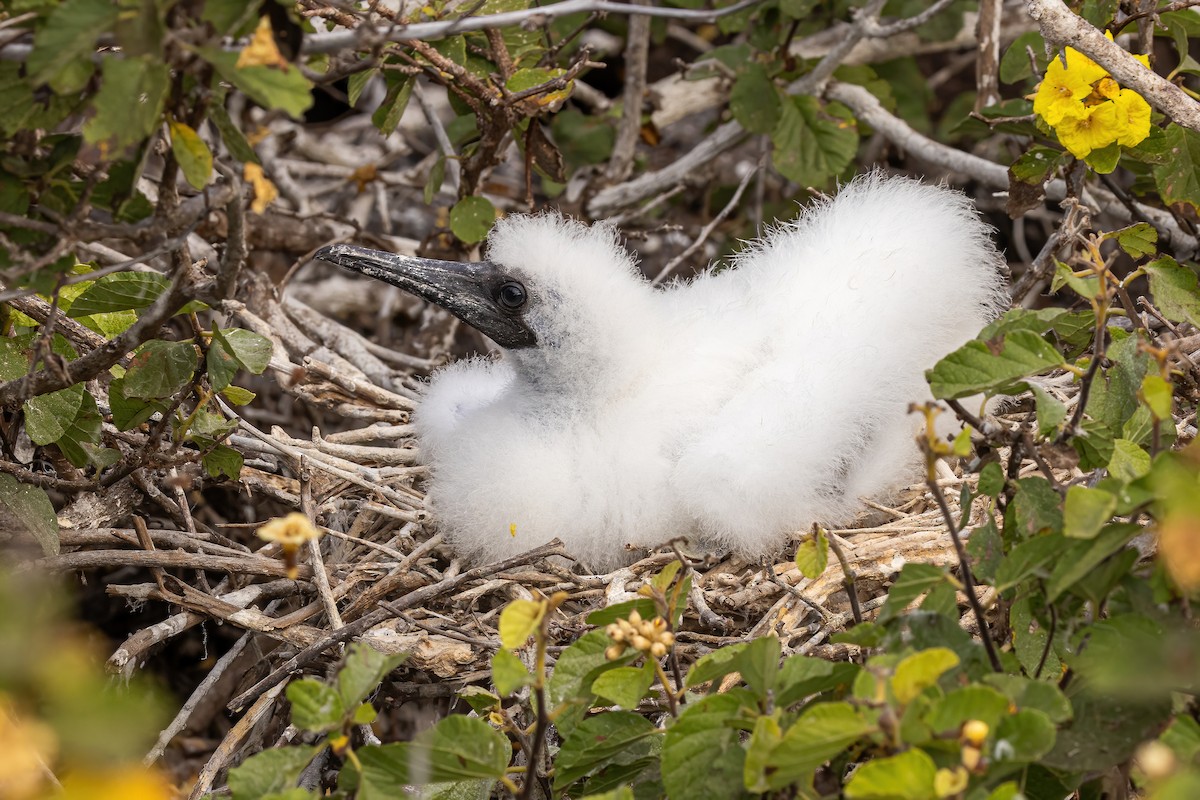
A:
[317,173,1007,571]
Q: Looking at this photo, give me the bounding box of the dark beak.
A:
[315,244,536,349]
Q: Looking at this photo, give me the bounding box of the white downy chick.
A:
[317,172,1008,571]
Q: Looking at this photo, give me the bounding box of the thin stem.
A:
[1033,599,1057,680]
[825,532,862,626]
[653,660,679,717]
[926,474,1004,672]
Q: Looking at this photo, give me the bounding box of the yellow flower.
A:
[0,705,58,800]
[257,513,322,578]
[257,512,321,549]
[1055,102,1121,158]
[59,766,174,800]
[1033,36,1155,160]
[1033,49,1106,126]
[1113,88,1152,147]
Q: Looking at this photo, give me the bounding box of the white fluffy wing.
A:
[671,174,1006,554]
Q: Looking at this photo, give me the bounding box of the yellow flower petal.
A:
[243,162,279,215]
[237,17,289,70]
[1094,77,1121,101]
[1055,102,1120,158]
[257,512,321,547]
[1033,50,1106,126]
[1113,88,1152,148]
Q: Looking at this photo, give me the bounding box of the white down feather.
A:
[414,172,1008,571]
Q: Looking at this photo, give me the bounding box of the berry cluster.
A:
[604,610,675,661]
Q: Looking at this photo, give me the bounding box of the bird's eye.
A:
[495,281,527,311]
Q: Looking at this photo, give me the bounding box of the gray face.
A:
[315,244,537,349]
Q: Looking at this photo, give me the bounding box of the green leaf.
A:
[993,708,1056,762]
[927,330,1066,399]
[661,692,753,799]
[449,196,497,245]
[980,307,1094,350]
[108,377,159,431]
[169,120,213,189]
[356,716,511,784]
[1073,418,1117,470]
[1063,485,1117,539]
[1144,256,1200,328]
[424,155,447,205]
[1008,476,1063,539]
[67,272,169,317]
[83,56,171,153]
[922,684,1010,735]
[764,702,876,790]
[744,714,785,792]
[221,385,257,406]
[203,445,244,480]
[553,711,658,790]
[1108,438,1152,482]
[227,745,322,800]
[591,663,654,710]
[23,384,84,445]
[1030,383,1067,439]
[1153,772,1200,800]
[458,686,500,715]
[337,642,406,713]
[739,635,781,699]
[730,63,781,135]
[983,674,1072,724]
[1045,523,1140,602]
[1153,124,1200,221]
[1140,374,1173,420]
[207,340,240,393]
[491,649,533,697]
[1083,142,1121,175]
[1010,595,1059,679]
[209,85,261,164]
[54,390,103,468]
[844,748,937,800]
[994,534,1064,592]
[287,677,344,734]
[547,630,626,737]
[795,527,829,578]
[585,598,658,627]
[1007,145,1070,216]
[879,564,947,624]
[27,0,117,89]
[1052,258,1101,299]
[891,648,960,705]
[212,326,273,374]
[978,462,1005,497]
[371,73,415,135]
[552,109,615,169]
[0,474,60,556]
[506,67,571,105]
[684,641,748,688]
[999,31,1047,83]
[649,560,682,593]
[498,599,544,649]
[201,47,314,118]
[966,517,1004,582]
[775,656,859,707]
[124,340,198,399]
[1104,222,1158,259]
[771,96,858,188]
[348,68,378,107]
[1160,716,1200,763]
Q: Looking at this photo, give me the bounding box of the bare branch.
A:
[302,0,769,53]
